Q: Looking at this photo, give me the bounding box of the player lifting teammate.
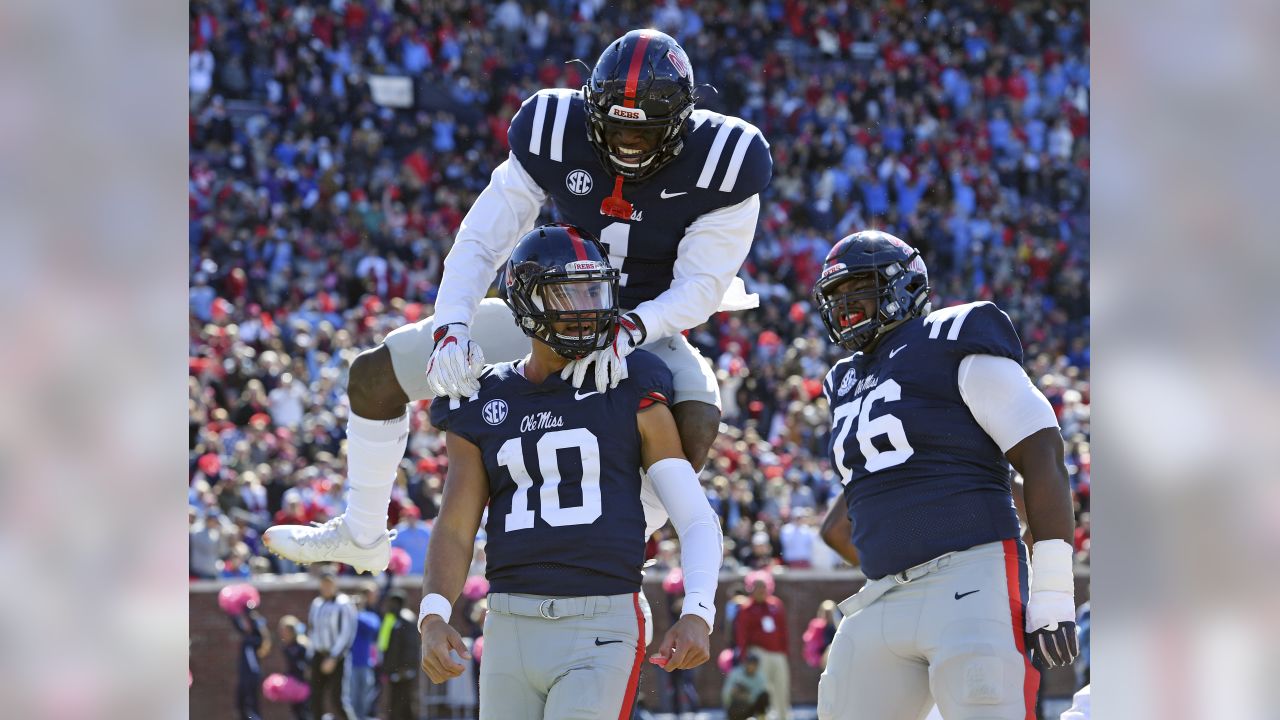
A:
[264,28,771,576]
[416,224,722,720]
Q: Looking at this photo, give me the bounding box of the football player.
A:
[812,231,1079,720]
[263,28,771,575]
[416,224,723,719]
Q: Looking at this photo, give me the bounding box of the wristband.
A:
[1030,539,1075,594]
[418,593,453,633]
[621,312,647,345]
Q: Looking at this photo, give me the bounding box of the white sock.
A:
[342,411,409,546]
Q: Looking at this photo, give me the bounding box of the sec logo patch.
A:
[838,370,857,396]
[565,169,593,196]
[483,399,509,426]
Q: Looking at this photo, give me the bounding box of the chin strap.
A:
[600,176,633,219]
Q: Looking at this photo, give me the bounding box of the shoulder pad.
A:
[822,357,857,402]
[626,350,675,403]
[508,88,584,167]
[687,111,773,203]
[920,301,1023,363]
[426,365,508,432]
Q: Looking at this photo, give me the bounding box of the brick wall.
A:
[190,570,1088,718]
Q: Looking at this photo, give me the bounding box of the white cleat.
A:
[263,516,396,575]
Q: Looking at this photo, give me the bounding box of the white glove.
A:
[425,322,485,399]
[560,312,646,393]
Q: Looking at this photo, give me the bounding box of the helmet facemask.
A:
[815,255,930,352]
[584,91,692,181]
[508,266,621,359]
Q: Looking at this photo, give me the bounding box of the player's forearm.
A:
[648,456,723,630]
[432,157,544,328]
[422,527,477,605]
[630,195,760,340]
[1010,428,1075,544]
[819,501,859,566]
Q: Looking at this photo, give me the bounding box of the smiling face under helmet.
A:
[504,224,621,359]
[813,230,932,352]
[583,29,696,181]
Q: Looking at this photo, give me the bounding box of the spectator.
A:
[802,599,839,669]
[230,601,271,720]
[190,513,225,580]
[342,583,382,720]
[779,508,818,568]
[390,503,430,575]
[378,591,420,720]
[735,570,791,719]
[277,615,312,720]
[307,571,357,720]
[721,652,770,720]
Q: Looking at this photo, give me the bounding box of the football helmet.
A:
[584,29,696,181]
[504,224,621,359]
[813,230,931,351]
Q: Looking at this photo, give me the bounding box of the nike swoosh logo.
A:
[594,638,625,646]
[954,590,980,600]
[889,344,908,358]
[574,390,602,400]
[659,189,687,199]
[698,602,711,611]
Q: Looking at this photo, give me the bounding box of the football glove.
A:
[1025,539,1080,668]
[561,312,646,393]
[425,323,484,399]
[1026,592,1079,668]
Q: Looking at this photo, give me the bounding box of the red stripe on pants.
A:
[616,593,646,720]
[1002,539,1040,720]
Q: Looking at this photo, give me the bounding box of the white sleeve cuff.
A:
[681,592,716,634]
[957,354,1060,453]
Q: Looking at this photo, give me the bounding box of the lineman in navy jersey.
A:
[264,28,770,576]
[418,225,722,720]
[812,231,1079,720]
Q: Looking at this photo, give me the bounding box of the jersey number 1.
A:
[497,428,602,531]
[831,379,915,483]
[600,223,630,286]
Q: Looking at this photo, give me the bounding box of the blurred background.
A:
[186,0,1088,717]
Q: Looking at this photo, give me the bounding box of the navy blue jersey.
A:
[430,350,675,596]
[508,88,772,309]
[822,301,1026,579]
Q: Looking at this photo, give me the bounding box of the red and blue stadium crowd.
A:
[189,0,1090,584]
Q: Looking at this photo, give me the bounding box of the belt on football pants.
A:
[487,592,614,621]
[837,551,956,617]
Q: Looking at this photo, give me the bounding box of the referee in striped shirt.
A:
[308,571,357,720]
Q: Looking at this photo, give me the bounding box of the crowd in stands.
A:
[190,0,1090,587]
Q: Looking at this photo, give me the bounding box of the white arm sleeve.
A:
[957,354,1060,453]
[631,194,760,341]
[646,457,723,632]
[432,154,548,329]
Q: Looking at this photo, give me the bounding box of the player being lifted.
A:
[416,224,722,719]
[812,231,1079,720]
[264,28,771,574]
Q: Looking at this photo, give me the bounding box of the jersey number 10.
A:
[496,428,602,531]
[831,378,915,483]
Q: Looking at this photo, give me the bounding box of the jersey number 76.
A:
[831,379,915,484]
